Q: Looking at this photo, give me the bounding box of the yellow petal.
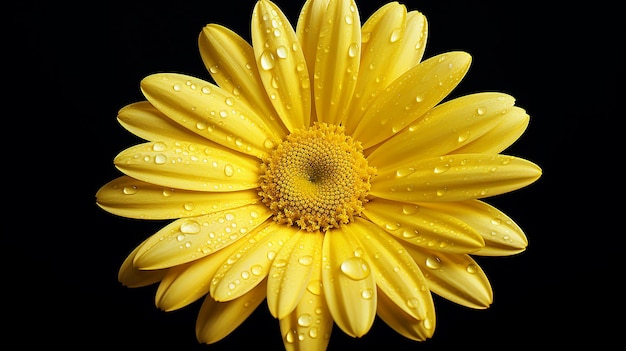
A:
[352,52,472,147]
[195,279,267,344]
[118,239,166,288]
[322,227,376,337]
[368,92,516,171]
[406,247,493,309]
[386,10,428,81]
[312,0,360,125]
[347,218,433,320]
[155,240,244,311]
[117,101,212,144]
[344,2,407,132]
[267,231,323,319]
[211,222,298,301]
[363,198,484,253]
[96,176,259,220]
[252,0,311,132]
[198,24,288,137]
[453,106,530,154]
[279,246,333,351]
[134,205,272,269]
[376,287,435,341]
[114,140,260,192]
[296,0,330,80]
[140,73,282,159]
[421,200,529,256]
[370,154,542,202]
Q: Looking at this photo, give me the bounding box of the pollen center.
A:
[259,123,376,232]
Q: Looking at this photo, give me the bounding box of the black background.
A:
[12,0,620,349]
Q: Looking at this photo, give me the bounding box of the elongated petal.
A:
[114,140,260,192]
[96,176,259,219]
[267,231,323,319]
[252,0,311,132]
[134,205,272,269]
[117,101,212,144]
[140,73,282,158]
[322,228,376,337]
[211,222,298,301]
[195,280,267,344]
[344,3,407,132]
[353,52,472,147]
[370,154,542,202]
[279,251,333,351]
[386,10,428,81]
[347,218,433,320]
[363,198,484,253]
[118,240,166,288]
[312,0,360,125]
[198,24,287,137]
[155,240,244,311]
[406,247,493,309]
[420,200,528,256]
[368,92,516,171]
[376,287,435,341]
[453,106,530,154]
[296,0,330,81]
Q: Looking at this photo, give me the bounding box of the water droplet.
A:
[340,257,370,280]
[415,95,424,103]
[436,188,448,197]
[276,46,288,59]
[183,202,195,211]
[154,154,167,164]
[273,258,287,268]
[309,327,318,338]
[425,255,442,269]
[344,14,353,24]
[285,330,295,344]
[298,255,313,266]
[225,97,235,106]
[396,167,415,177]
[219,110,228,118]
[152,142,166,151]
[491,218,502,225]
[267,250,276,260]
[263,138,275,149]
[260,50,275,70]
[201,86,211,94]
[423,317,433,330]
[172,83,182,92]
[176,234,185,241]
[457,130,470,143]
[406,297,420,309]
[251,265,263,276]
[348,43,359,58]
[224,164,234,177]
[297,313,313,327]
[476,106,486,115]
[390,28,401,43]
[466,263,478,274]
[361,288,373,299]
[306,280,322,295]
[433,164,450,174]
[122,186,137,195]
[180,220,201,234]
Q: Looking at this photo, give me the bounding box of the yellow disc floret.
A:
[259,123,376,232]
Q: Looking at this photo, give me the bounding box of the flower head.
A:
[97,0,541,349]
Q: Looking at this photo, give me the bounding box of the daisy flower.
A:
[96,0,541,349]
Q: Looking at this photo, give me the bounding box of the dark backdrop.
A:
[13,0,620,349]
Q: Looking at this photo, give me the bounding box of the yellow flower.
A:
[96,0,541,349]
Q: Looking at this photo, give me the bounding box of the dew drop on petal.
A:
[425,255,442,269]
[361,288,373,300]
[340,257,370,280]
[180,220,201,234]
[122,186,137,195]
[260,50,275,70]
[224,164,235,177]
[154,154,167,164]
[348,43,359,58]
[297,313,313,327]
[152,142,166,152]
[298,255,313,266]
[466,263,478,274]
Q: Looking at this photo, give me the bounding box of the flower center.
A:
[259,123,376,232]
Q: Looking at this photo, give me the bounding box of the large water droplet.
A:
[260,50,275,70]
[425,255,442,269]
[297,313,313,327]
[180,220,201,234]
[340,257,370,280]
[154,154,167,164]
